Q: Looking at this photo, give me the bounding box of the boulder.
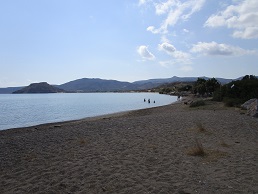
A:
[242,99,258,117]
[241,98,257,110]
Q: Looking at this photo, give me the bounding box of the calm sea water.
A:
[0,93,177,130]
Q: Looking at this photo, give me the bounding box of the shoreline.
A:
[1,99,258,193]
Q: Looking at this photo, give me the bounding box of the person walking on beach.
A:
[148,99,150,103]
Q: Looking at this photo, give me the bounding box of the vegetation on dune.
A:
[213,75,258,107]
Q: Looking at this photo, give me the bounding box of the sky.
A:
[0,0,258,87]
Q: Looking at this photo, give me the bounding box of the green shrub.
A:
[213,75,258,104]
[223,97,243,107]
[212,89,223,101]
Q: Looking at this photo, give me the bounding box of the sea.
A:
[0,93,177,130]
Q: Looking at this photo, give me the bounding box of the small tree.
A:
[194,78,207,95]
[194,77,220,96]
[206,78,220,94]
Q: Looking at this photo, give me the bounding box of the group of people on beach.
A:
[144,98,155,103]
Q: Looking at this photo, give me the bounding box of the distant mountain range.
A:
[133,76,232,85]
[0,76,255,94]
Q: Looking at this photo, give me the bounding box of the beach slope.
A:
[1,100,258,193]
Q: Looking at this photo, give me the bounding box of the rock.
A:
[242,99,258,117]
[241,98,257,110]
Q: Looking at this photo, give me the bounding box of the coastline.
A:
[1,99,258,193]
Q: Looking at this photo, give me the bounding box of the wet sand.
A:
[1,99,258,193]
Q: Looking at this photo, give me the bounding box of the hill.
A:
[13,82,66,94]
[57,78,138,92]
[0,86,24,94]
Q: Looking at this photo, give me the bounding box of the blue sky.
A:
[0,0,258,87]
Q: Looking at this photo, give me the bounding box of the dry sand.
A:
[1,99,258,194]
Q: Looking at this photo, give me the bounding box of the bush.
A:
[190,100,205,107]
[212,88,223,101]
[223,97,243,107]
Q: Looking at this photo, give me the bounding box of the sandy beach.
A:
[1,99,258,194]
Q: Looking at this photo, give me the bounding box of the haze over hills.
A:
[0,76,256,94]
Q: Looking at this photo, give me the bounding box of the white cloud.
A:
[158,42,176,54]
[183,28,189,33]
[158,42,192,64]
[154,0,176,15]
[147,26,161,34]
[233,27,258,39]
[161,35,170,43]
[138,0,145,6]
[137,45,156,60]
[191,41,256,56]
[148,0,206,34]
[205,0,258,39]
[138,0,151,6]
[159,60,171,67]
[179,65,193,72]
[158,61,193,72]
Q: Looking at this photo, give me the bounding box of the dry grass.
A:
[79,138,87,145]
[196,122,206,132]
[187,139,206,156]
[188,122,213,135]
[219,139,230,148]
[203,149,228,163]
